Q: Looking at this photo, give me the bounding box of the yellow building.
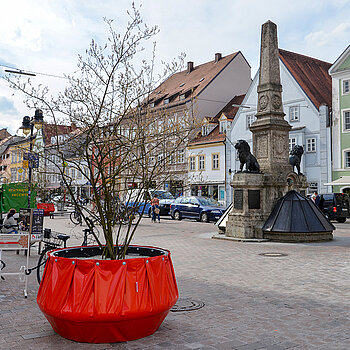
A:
[7,138,31,183]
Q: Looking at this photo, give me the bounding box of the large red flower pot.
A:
[37,245,178,343]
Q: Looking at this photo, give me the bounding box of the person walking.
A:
[151,194,160,223]
[311,191,320,206]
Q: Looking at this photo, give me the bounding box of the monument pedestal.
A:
[225,172,308,239]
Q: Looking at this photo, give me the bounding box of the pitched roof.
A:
[279,49,332,109]
[0,128,11,141]
[189,94,245,146]
[189,125,225,146]
[214,94,246,121]
[0,136,25,154]
[43,123,78,145]
[148,52,240,108]
[329,44,350,75]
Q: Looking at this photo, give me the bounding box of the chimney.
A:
[215,53,222,63]
[187,61,194,73]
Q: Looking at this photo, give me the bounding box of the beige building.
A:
[144,52,251,196]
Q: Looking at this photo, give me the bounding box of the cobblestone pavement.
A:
[1,215,350,350]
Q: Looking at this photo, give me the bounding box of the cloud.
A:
[0,97,17,115]
[305,22,350,48]
[0,0,350,133]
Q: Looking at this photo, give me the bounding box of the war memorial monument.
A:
[224,21,334,242]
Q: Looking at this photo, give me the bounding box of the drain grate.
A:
[259,252,288,257]
[171,298,205,312]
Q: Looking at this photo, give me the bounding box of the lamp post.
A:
[20,109,44,208]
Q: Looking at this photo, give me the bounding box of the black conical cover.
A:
[263,190,335,233]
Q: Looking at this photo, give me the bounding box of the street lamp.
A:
[20,109,44,208]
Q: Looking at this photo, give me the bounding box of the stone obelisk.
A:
[224,20,305,240]
[250,20,292,176]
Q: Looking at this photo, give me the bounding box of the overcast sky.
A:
[1,0,349,134]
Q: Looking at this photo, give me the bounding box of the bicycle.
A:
[36,219,99,284]
[70,206,82,225]
[36,228,70,284]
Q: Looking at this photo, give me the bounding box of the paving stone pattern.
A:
[1,216,350,349]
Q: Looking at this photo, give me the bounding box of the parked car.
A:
[170,196,226,222]
[126,189,175,217]
[318,193,350,223]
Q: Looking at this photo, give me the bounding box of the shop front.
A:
[190,183,225,204]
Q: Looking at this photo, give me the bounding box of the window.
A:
[246,115,256,129]
[212,153,219,170]
[158,154,165,165]
[189,156,196,171]
[164,98,169,104]
[198,155,205,170]
[345,151,350,168]
[179,94,186,101]
[77,170,82,180]
[149,156,155,166]
[11,168,16,182]
[11,151,16,163]
[343,79,350,95]
[178,149,184,163]
[202,125,208,136]
[168,153,173,165]
[289,106,300,122]
[219,120,227,134]
[306,138,316,152]
[344,111,350,131]
[289,137,297,151]
[71,168,76,179]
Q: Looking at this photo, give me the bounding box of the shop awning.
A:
[324,176,350,186]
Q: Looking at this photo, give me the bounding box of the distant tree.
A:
[7,4,198,259]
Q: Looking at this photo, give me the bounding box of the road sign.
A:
[23,153,39,169]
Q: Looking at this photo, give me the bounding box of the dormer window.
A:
[179,83,185,87]
[150,102,155,107]
[179,94,186,101]
[164,98,170,104]
[199,77,205,82]
[219,120,227,134]
[202,125,208,136]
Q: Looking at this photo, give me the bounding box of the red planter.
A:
[37,245,178,343]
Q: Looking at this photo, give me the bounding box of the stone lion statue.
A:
[235,140,260,173]
[289,145,304,175]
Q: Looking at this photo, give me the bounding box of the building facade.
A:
[329,45,350,193]
[144,52,251,196]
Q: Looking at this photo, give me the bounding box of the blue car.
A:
[170,196,226,222]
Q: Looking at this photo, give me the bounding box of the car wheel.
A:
[336,217,346,223]
[174,211,181,220]
[200,212,208,222]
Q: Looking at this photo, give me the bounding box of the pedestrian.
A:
[311,191,320,206]
[151,194,160,223]
[3,208,18,233]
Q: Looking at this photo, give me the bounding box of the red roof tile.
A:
[278,49,332,109]
[43,123,78,145]
[189,94,245,146]
[189,125,225,146]
[148,52,240,107]
[214,94,246,121]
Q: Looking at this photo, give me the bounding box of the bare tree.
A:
[7,4,199,259]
